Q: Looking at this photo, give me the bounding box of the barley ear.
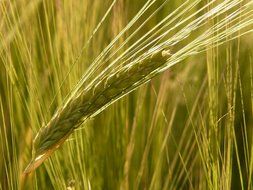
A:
[23,48,171,173]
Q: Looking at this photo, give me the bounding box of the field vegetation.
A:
[0,0,253,189]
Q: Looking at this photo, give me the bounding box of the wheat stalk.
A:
[24,0,253,174]
[24,48,171,173]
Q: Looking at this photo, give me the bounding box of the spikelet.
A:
[24,48,171,173]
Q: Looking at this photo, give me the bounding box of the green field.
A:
[0,0,253,189]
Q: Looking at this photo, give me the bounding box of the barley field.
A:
[0,0,253,189]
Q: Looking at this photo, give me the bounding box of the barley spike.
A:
[24,48,171,173]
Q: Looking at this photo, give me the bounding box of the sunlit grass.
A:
[0,0,252,189]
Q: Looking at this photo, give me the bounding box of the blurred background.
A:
[0,0,252,189]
